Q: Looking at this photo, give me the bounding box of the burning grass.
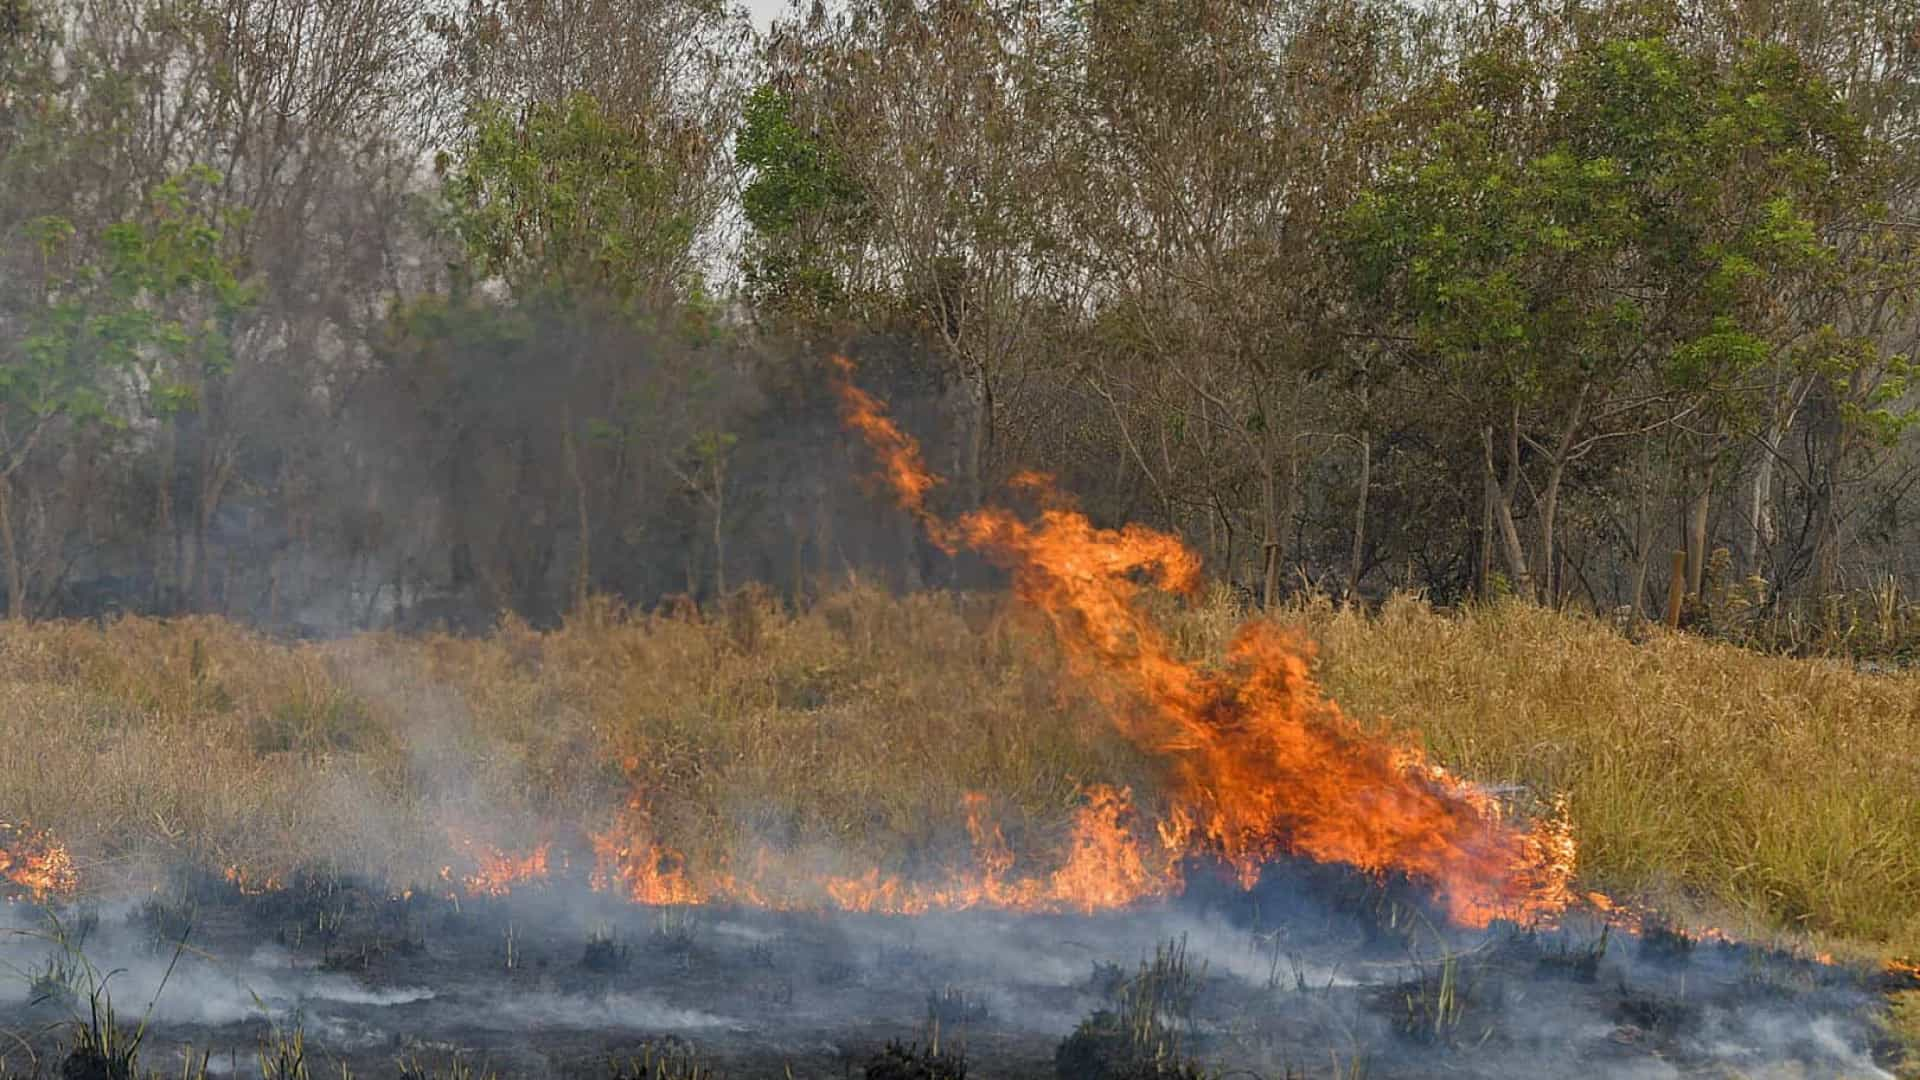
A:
[1289,594,1920,960]
[0,582,1915,959]
[0,370,1915,964]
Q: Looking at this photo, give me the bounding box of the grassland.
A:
[1,585,1916,966]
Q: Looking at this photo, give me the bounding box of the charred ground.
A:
[0,857,1908,1079]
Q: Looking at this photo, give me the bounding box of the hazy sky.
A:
[743,0,792,33]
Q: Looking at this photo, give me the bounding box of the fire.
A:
[447,829,551,898]
[0,822,77,901]
[588,785,1177,915]
[223,864,284,896]
[590,798,711,907]
[827,357,1578,928]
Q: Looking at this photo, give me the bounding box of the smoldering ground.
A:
[0,861,1904,1080]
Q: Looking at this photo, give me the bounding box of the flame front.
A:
[827,357,1577,927]
[448,828,552,898]
[588,785,1175,915]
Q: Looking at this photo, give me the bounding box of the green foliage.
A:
[3,167,252,464]
[1345,34,1881,427]
[440,94,696,306]
[734,83,867,313]
[737,85,863,236]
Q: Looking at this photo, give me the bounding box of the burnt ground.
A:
[0,862,1910,1079]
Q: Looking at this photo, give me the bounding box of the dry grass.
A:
[1,585,1916,961]
[1279,594,1920,958]
[0,586,1143,894]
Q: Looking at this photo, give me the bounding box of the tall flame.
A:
[828,356,1575,927]
[104,357,1586,928]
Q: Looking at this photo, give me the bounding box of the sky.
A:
[742,0,794,33]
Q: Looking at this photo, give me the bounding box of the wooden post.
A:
[1665,550,1687,629]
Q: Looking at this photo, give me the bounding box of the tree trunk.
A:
[1628,542,1651,618]
[1746,427,1780,579]
[156,422,176,612]
[709,454,727,597]
[1348,424,1370,603]
[1260,447,1282,608]
[1537,383,1588,605]
[964,367,993,511]
[0,480,22,621]
[1481,424,1532,596]
[1478,463,1494,600]
[1806,389,1849,597]
[1685,464,1712,599]
[1539,460,1565,605]
[562,404,591,611]
[1629,473,1653,617]
[192,440,236,613]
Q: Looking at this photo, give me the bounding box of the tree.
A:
[759,0,1085,511]
[1065,0,1411,603]
[1346,32,1886,605]
[735,83,869,317]
[2,169,253,619]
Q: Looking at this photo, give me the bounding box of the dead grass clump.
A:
[1056,937,1212,1080]
[606,1041,719,1080]
[1488,924,1609,983]
[1880,991,1920,1076]
[925,985,991,1026]
[583,927,632,973]
[1377,952,1497,1049]
[864,1039,968,1080]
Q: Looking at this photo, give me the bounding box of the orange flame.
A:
[590,798,711,907]
[587,785,1176,915]
[223,864,284,896]
[0,822,77,901]
[828,356,1576,928]
[447,829,551,898]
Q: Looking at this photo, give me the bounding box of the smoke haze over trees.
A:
[1,0,1917,635]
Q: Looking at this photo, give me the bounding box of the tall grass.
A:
[1,586,1915,956]
[1288,594,1920,956]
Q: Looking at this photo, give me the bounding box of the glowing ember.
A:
[0,822,78,901]
[827,356,1579,928]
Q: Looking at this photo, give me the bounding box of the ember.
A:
[223,864,284,896]
[588,785,1174,915]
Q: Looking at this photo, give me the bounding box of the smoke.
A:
[0,876,1899,1079]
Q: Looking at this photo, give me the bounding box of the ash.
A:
[0,866,1903,1079]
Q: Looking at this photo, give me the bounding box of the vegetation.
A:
[1,588,1915,960]
[0,0,1912,634]
[1056,936,1212,1080]
[2,1,1918,1066]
